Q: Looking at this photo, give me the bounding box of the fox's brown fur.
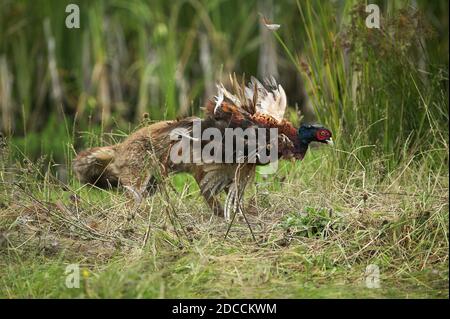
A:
[73,117,254,216]
[73,76,331,219]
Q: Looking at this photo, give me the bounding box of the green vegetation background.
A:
[0,0,447,168]
[0,0,448,298]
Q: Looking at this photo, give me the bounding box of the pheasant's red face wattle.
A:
[316,129,331,141]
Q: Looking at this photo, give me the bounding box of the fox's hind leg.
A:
[117,154,162,220]
[122,174,158,204]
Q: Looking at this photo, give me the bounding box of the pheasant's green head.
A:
[298,124,333,146]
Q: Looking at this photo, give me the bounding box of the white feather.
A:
[212,76,287,121]
[264,23,280,31]
[213,85,224,115]
[221,84,242,107]
[246,77,287,121]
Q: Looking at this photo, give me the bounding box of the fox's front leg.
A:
[121,176,150,221]
[118,160,160,220]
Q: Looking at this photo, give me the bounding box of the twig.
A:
[238,203,258,244]
[141,196,155,250]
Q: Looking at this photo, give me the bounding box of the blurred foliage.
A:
[0,0,448,171]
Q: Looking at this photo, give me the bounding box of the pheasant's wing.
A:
[205,76,287,123]
[204,86,253,126]
[247,76,287,122]
[203,78,296,161]
[194,77,292,219]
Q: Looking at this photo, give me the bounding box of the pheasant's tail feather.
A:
[72,146,119,188]
[223,163,255,221]
[224,185,239,222]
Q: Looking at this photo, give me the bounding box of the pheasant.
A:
[73,76,333,219]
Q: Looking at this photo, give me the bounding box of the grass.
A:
[0,0,448,298]
[0,147,448,298]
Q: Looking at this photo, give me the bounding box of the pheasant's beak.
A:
[325,138,334,146]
